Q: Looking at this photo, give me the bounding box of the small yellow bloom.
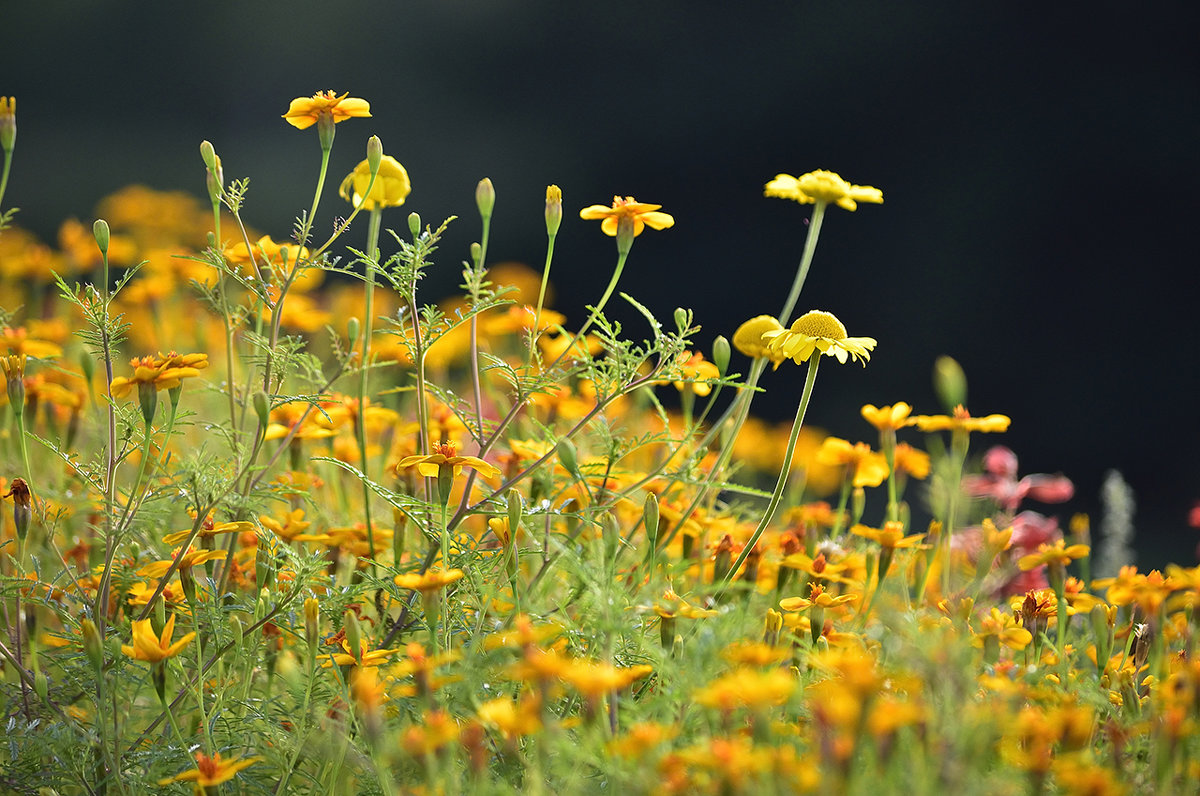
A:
[909,405,1010,433]
[394,441,501,481]
[732,315,787,368]
[158,752,262,788]
[579,196,674,237]
[339,155,412,210]
[816,437,889,488]
[1017,539,1090,571]
[394,568,465,593]
[764,170,883,211]
[668,351,720,396]
[282,90,371,130]
[850,521,926,550]
[761,310,876,366]
[121,614,196,663]
[861,402,912,432]
[109,351,209,398]
[892,442,931,479]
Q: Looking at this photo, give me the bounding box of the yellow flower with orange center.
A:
[109,351,208,398]
[910,404,1011,433]
[158,752,262,789]
[578,196,675,237]
[778,582,860,612]
[1018,539,1090,571]
[394,441,501,480]
[282,90,371,130]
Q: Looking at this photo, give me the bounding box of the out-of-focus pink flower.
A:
[1189,501,1200,528]
[1010,511,1060,551]
[963,446,1074,512]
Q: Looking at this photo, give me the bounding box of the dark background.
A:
[4,2,1197,566]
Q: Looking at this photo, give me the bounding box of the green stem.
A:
[0,148,12,209]
[723,354,820,584]
[777,200,827,327]
[528,231,557,368]
[548,248,628,372]
[357,206,384,573]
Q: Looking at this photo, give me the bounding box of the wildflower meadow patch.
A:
[1,90,1197,795]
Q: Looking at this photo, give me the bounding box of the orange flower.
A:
[816,437,889,488]
[909,405,1010,434]
[282,90,371,130]
[579,196,674,237]
[121,614,196,663]
[394,568,465,593]
[109,351,208,398]
[860,402,912,432]
[157,752,261,788]
[394,441,501,480]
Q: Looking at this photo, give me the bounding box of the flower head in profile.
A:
[765,170,883,211]
[158,752,262,789]
[339,155,412,210]
[109,352,209,399]
[121,614,196,663]
[282,90,371,130]
[910,405,1010,434]
[394,441,501,481]
[732,315,787,369]
[579,196,674,237]
[761,310,876,366]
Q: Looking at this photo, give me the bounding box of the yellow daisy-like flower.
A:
[339,155,412,210]
[394,441,501,481]
[282,90,371,130]
[861,402,912,432]
[816,438,889,488]
[909,405,1011,433]
[1018,540,1090,572]
[109,351,209,399]
[158,752,262,788]
[394,568,465,593]
[764,170,883,211]
[850,521,926,551]
[121,614,196,663]
[579,196,675,237]
[761,310,876,366]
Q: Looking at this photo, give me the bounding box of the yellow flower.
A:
[779,582,860,612]
[2,326,63,359]
[909,405,1010,433]
[158,752,262,788]
[732,315,787,368]
[693,667,796,711]
[394,441,501,480]
[109,351,209,398]
[892,443,931,479]
[971,607,1034,651]
[282,90,371,130]
[669,351,720,396]
[121,614,196,663]
[860,402,912,432]
[764,170,883,211]
[850,521,926,550]
[579,196,675,237]
[394,568,465,593]
[339,155,412,210]
[816,437,889,488]
[761,310,876,366]
[1017,539,1090,571]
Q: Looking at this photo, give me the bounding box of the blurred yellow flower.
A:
[121,614,196,663]
[910,405,1010,433]
[339,155,412,210]
[765,170,883,211]
[579,196,674,237]
[394,441,500,481]
[761,310,876,366]
[816,437,889,488]
[158,752,261,789]
[282,90,371,130]
[109,351,209,398]
[861,402,912,432]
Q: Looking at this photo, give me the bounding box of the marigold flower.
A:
[816,437,889,488]
[394,441,501,480]
[851,522,926,551]
[339,155,412,210]
[158,752,262,788]
[909,405,1010,434]
[109,351,208,399]
[578,196,674,237]
[1018,540,1090,572]
[779,582,860,612]
[282,90,371,130]
[394,568,465,593]
[761,310,876,366]
[693,667,795,711]
[765,170,883,211]
[861,402,912,432]
[668,351,720,396]
[121,614,196,663]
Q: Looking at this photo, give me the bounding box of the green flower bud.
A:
[252,391,270,429]
[199,140,217,171]
[0,97,15,152]
[933,355,967,413]
[347,316,361,346]
[408,212,421,237]
[556,439,580,478]
[367,135,383,174]
[673,308,689,333]
[93,219,110,255]
[470,242,482,268]
[506,488,523,535]
[545,184,563,237]
[711,335,731,376]
[475,177,495,220]
[643,493,660,547]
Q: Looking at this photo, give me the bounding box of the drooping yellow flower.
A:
[157,752,262,788]
[732,315,787,368]
[764,170,883,211]
[579,196,675,237]
[121,614,196,663]
[282,90,371,130]
[891,442,931,479]
[909,405,1010,434]
[339,155,412,210]
[394,441,501,481]
[761,310,876,366]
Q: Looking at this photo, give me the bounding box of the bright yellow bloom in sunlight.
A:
[816,437,889,488]
[282,90,371,130]
[394,441,501,481]
[158,752,262,789]
[109,351,208,398]
[971,607,1034,650]
[339,155,412,210]
[909,405,1010,433]
[121,614,196,663]
[778,582,860,612]
[761,310,876,366]
[764,170,883,211]
[861,402,912,432]
[732,315,787,368]
[850,522,926,550]
[579,196,675,237]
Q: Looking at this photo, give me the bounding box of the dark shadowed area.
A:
[5,2,1197,566]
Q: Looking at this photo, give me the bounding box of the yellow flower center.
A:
[791,311,848,341]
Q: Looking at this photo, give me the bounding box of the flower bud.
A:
[199,140,217,171]
[252,391,271,430]
[673,308,689,333]
[642,492,660,548]
[2,354,25,416]
[344,611,363,664]
[367,135,383,174]
[205,153,224,205]
[34,671,49,705]
[6,477,32,543]
[545,184,563,237]
[506,488,524,536]
[346,316,361,346]
[556,439,580,479]
[304,597,320,652]
[711,335,731,377]
[92,219,110,255]
[81,618,104,672]
[408,212,421,237]
[0,97,15,152]
[475,177,495,220]
[933,355,967,413]
[470,242,482,267]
